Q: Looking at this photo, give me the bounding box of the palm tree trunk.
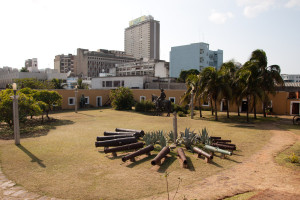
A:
[199,99,202,118]
[246,96,249,122]
[227,100,230,118]
[210,99,214,116]
[263,102,266,117]
[253,96,257,119]
[214,99,218,121]
[237,102,240,116]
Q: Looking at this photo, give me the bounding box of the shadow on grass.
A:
[126,154,156,168]
[17,145,46,168]
[157,156,177,173]
[0,119,74,140]
[186,156,195,171]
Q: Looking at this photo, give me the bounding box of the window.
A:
[85,97,89,104]
[169,97,175,103]
[114,81,120,87]
[122,80,125,87]
[102,81,105,87]
[140,96,146,102]
[202,101,209,106]
[68,97,75,105]
[106,81,112,87]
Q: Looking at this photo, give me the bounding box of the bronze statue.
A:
[152,89,172,116]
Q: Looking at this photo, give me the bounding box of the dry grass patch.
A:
[0,109,272,200]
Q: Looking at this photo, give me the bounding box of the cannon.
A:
[211,143,236,151]
[104,131,138,137]
[177,148,188,168]
[215,142,236,147]
[115,128,145,137]
[193,147,213,163]
[209,136,221,140]
[151,146,170,166]
[122,145,154,162]
[204,145,232,158]
[95,137,137,148]
[213,139,231,143]
[104,142,144,157]
[96,135,136,141]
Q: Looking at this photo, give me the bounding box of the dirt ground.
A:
[149,121,300,200]
[0,119,299,200]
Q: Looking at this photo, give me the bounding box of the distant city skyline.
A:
[0,0,299,74]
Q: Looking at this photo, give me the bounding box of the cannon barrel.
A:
[122,145,154,162]
[209,136,221,140]
[151,146,170,165]
[211,143,236,150]
[97,135,136,141]
[204,145,232,156]
[115,128,145,137]
[216,142,236,147]
[213,139,231,143]
[177,148,187,165]
[95,137,137,147]
[104,142,144,154]
[104,131,137,136]
[193,147,213,159]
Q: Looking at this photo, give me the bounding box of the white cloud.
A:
[285,0,300,8]
[236,0,275,18]
[209,10,234,24]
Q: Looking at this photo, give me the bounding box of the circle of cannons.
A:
[95,129,237,168]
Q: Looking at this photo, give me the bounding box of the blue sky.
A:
[0,0,299,74]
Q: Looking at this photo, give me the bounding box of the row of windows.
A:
[68,96,103,107]
[102,80,125,88]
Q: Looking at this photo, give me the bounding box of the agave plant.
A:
[177,128,197,150]
[167,130,174,143]
[143,131,159,146]
[198,127,210,145]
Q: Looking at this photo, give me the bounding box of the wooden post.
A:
[190,91,194,119]
[13,92,20,145]
[173,112,177,144]
[75,86,78,113]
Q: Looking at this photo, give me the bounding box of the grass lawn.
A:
[0,109,273,200]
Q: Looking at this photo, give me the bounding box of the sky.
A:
[0,0,299,74]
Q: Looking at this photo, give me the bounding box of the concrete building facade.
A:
[115,58,169,78]
[125,15,160,60]
[54,54,75,75]
[281,74,300,83]
[169,42,223,77]
[25,58,39,72]
[74,48,135,78]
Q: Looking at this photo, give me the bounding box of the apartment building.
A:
[74,48,135,78]
[281,74,300,83]
[25,58,39,72]
[54,54,75,74]
[170,42,223,77]
[125,15,160,60]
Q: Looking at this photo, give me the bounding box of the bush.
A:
[172,103,188,114]
[289,152,299,163]
[110,87,135,110]
[135,100,155,112]
[178,111,187,117]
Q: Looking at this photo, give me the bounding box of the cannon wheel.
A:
[293,115,300,125]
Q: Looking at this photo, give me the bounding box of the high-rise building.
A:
[54,54,75,74]
[125,15,160,60]
[170,42,223,77]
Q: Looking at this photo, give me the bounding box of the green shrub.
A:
[135,100,155,112]
[172,103,188,114]
[110,87,135,110]
[289,152,299,163]
[178,111,187,117]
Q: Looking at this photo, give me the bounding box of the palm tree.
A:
[201,67,229,121]
[249,49,284,117]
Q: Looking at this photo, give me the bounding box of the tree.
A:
[178,69,200,83]
[14,78,54,89]
[20,67,29,72]
[33,90,62,120]
[249,49,284,117]
[0,89,42,127]
[201,67,230,121]
[51,78,66,89]
[77,78,89,89]
[110,87,135,110]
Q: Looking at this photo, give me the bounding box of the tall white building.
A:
[25,58,39,72]
[281,74,300,83]
[170,42,223,77]
[124,15,160,60]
